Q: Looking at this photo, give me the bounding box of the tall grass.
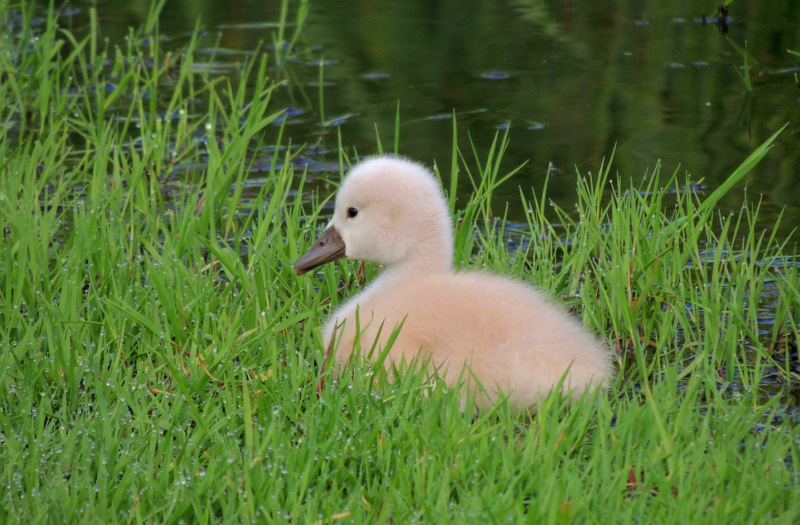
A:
[0,3,798,523]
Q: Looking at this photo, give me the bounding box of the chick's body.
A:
[295,156,613,409]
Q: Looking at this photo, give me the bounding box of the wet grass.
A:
[1,2,799,523]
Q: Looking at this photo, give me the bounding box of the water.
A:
[80,0,800,236]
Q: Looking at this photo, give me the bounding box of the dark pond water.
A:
[81,0,800,237]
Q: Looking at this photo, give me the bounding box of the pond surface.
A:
[82,0,800,237]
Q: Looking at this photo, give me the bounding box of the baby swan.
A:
[295,156,613,410]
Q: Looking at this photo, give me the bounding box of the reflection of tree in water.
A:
[77,0,800,234]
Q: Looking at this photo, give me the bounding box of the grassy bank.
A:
[1,3,798,523]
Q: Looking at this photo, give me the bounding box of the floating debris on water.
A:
[423,113,452,121]
[481,71,509,80]
[361,72,391,80]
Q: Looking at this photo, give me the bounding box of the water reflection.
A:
[83,0,800,234]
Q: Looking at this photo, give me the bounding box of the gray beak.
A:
[293,227,347,275]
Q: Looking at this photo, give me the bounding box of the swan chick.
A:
[295,156,614,410]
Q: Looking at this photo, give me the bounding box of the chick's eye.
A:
[347,207,358,219]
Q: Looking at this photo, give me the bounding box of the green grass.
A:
[1,2,799,523]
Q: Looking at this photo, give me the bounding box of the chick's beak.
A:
[293,227,346,275]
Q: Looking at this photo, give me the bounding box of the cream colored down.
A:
[296,156,614,410]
